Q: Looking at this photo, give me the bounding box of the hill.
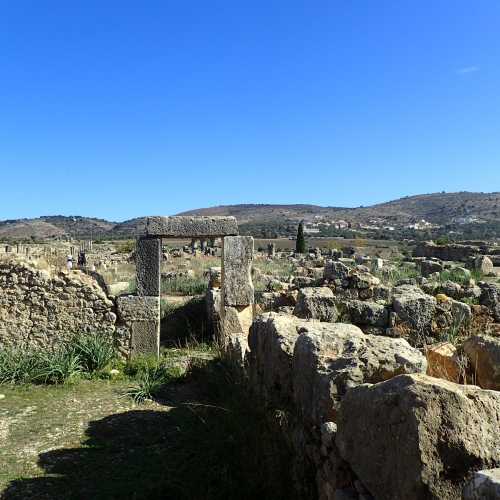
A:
[0,192,499,241]
[179,192,500,225]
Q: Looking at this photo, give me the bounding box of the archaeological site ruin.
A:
[1,213,500,499]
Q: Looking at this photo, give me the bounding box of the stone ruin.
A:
[116,216,254,358]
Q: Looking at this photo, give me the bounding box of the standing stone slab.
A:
[116,295,160,357]
[136,237,161,296]
[222,236,254,306]
[145,216,238,238]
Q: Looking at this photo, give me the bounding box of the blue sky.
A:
[1,1,499,221]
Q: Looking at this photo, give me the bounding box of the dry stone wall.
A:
[0,260,116,349]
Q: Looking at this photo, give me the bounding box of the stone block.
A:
[116,295,160,357]
[116,295,160,322]
[136,237,161,296]
[336,374,500,500]
[222,236,254,306]
[130,320,160,357]
[145,216,238,238]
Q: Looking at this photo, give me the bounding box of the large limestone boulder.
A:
[294,287,338,322]
[247,313,301,404]
[324,260,350,281]
[463,335,500,390]
[338,299,389,327]
[292,323,426,426]
[420,259,444,277]
[336,374,500,500]
[392,284,436,333]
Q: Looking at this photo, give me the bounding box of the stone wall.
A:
[0,260,116,349]
[244,312,500,500]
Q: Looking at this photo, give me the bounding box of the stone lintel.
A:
[145,216,238,238]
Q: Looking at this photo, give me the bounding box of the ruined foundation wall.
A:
[0,260,116,349]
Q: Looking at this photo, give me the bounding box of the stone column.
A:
[136,237,161,296]
[220,236,254,364]
[267,242,276,258]
[117,236,161,358]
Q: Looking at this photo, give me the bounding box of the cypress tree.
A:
[296,221,306,254]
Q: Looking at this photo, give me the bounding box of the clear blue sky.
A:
[1,1,499,221]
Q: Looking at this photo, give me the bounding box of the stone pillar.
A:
[267,242,276,258]
[136,237,161,296]
[220,236,254,364]
[124,236,162,358]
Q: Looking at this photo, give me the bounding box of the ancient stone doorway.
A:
[117,216,254,358]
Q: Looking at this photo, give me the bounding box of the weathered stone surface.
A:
[392,284,436,332]
[145,216,238,237]
[222,236,254,306]
[414,241,479,262]
[294,287,338,322]
[420,259,444,277]
[116,295,160,321]
[474,255,494,275]
[292,323,427,426]
[339,299,389,327]
[130,320,160,357]
[479,282,500,322]
[248,313,301,404]
[425,342,461,382]
[348,269,380,290]
[136,237,161,296]
[0,260,115,349]
[207,266,222,289]
[205,288,221,337]
[336,374,500,500]
[324,261,350,281]
[463,335,500,390]
[463,468,500,500]
[116,295,160,357]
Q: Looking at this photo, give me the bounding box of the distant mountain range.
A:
[1,192,499,241]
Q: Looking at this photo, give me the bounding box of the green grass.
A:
[373,263,420,285]
[0,333,117,385]
[161,275,208,296]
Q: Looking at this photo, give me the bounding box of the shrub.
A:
[0,348,42,384]
[0,332,117,385]
[34,347,82,384]
[71,333,116,373]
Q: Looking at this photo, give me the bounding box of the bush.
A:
[71,333,116,373]
[0,333,117,385]
[0,349,42,384]
[35,347,82,384]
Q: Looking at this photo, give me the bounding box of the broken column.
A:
[221,236,255,364]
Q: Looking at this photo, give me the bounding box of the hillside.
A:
[179,192,500,225]
[1,192,499,240]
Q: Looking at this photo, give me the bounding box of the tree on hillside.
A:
[296,221,306,254]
